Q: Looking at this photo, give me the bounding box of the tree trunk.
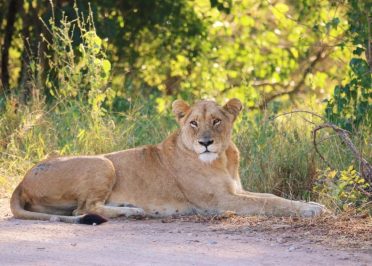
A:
[1,0,19,94]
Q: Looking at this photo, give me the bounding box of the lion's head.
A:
[172,99,242,163]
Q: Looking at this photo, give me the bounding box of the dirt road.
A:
[0,199,371,266]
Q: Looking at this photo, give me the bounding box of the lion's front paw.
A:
[299,202,327,217]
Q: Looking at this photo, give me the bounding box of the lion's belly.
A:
[108,183,193,216]
[108,194,192,217]
[107,172,192,216]
[105,148,193,216]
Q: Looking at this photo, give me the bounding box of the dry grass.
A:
[162,210,372,251]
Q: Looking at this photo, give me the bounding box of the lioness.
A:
[11,99,324,224]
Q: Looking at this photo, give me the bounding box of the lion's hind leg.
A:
[86,203,145,218]
[77,193,145,219]
[69,186,145,220]
[71,198,144,224]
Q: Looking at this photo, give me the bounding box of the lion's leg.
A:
[237,190,278,198]
[76,189,144,218]
[233,179,278,198]
[69,159,145,218]
[88,203,144,218]
[217,193,324,217]
[29,204,74,216]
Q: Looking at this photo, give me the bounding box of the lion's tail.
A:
[10,185,107,225]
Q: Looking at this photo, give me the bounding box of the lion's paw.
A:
[299,202,328,217]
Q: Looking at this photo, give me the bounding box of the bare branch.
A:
[255,48,328,110]
[312,123,372,183]
[251,81,286,88]
[269,110,372,185]
[365,10,372,72]
[312,124,335,169]
[270,110,325,121]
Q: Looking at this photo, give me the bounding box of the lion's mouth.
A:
[198,152,218,163]
[199,146,218,154]
[200,148,215,154]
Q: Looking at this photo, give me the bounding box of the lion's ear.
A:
[223,98,243,120]
[172,99,190,122]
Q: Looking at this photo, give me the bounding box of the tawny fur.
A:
[10,99,325,223]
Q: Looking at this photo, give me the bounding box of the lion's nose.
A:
[198,139,214,147]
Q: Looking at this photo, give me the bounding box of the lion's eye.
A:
[213,119,221,126]
[190,121,198,128]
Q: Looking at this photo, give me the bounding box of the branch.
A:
[365,10,372,72]
[312,124,335,170]
[312,123,372,183]
[269,111,372,186]
[251,81,286,88]
[270,110,325,121]
[255,48,328,110]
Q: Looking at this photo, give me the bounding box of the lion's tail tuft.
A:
[79,213,108,225]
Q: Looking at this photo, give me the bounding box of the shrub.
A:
[314,166,370,212]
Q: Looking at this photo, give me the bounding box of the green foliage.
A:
[1,0,357,110]
[326,1,371,130]
[314,166,370,211]
[19,0,348,109]
[325,58,371,130]
[42,5,112,119]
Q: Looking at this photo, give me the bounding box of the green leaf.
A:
[275,3,289,13]
[353,47,364,55]
[350,58,369,76]
[102,59,111,77]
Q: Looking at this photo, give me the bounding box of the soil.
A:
[0,198,371,266]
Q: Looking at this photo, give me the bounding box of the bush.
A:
[314,166,370,212]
